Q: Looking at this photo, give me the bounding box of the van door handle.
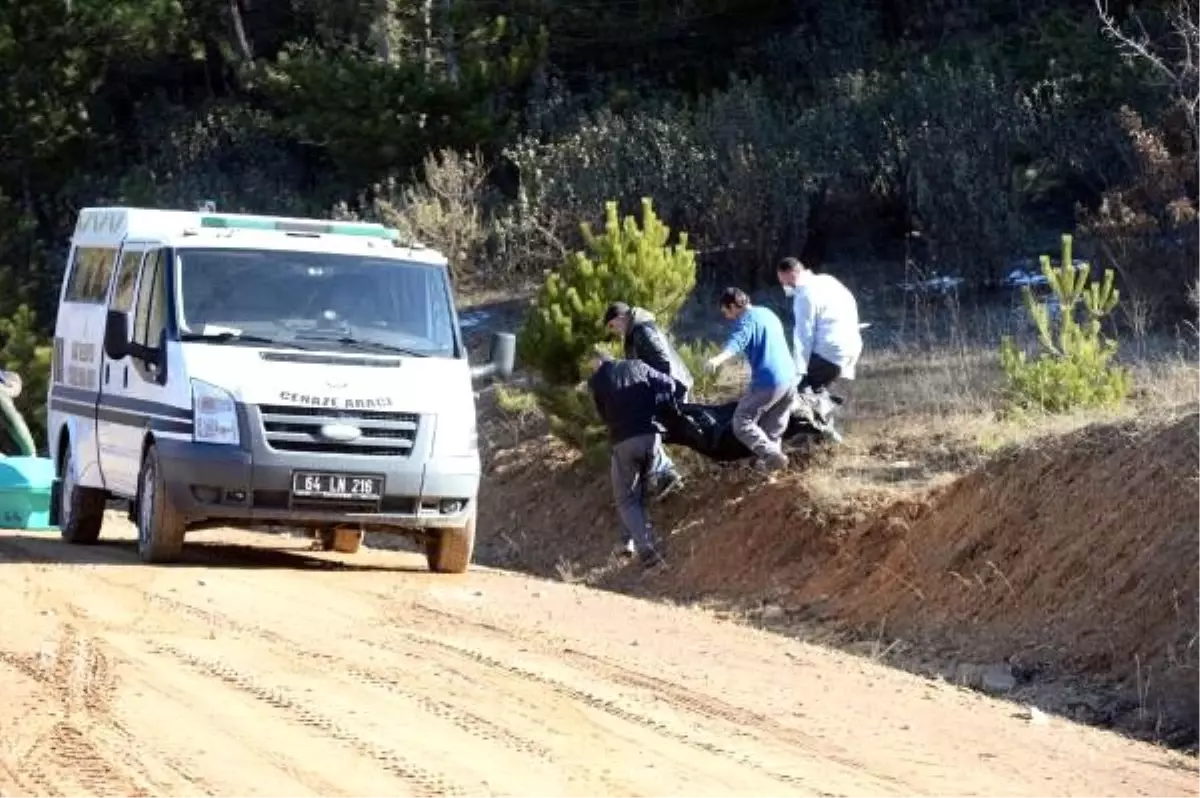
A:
[104,364,110,384]
[122,366,129,388]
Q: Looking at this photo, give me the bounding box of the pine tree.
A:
[518,197,697,385]
[999,234,1133,413]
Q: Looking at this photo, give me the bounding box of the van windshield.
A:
[174,248,459,357]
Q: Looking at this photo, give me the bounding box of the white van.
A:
[46,206,514,572]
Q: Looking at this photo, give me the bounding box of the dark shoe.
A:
[639,548,667,570]
[651,470,685,503]
[820,425,844,444]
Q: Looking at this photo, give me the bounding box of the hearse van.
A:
[46,206,513,572]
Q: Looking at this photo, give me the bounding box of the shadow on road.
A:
[0,533,429,574]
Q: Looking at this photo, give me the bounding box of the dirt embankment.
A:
[476,410,1200,747]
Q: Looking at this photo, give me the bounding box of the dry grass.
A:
[661,284,1200,507]
[473,269,1198,516]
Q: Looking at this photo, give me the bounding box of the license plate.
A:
[291,471,383,501]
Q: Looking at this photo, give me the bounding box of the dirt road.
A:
[0,515,1194,798]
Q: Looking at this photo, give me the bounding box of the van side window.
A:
[133,249,166,348]
[65,246,119,303]
[110,250,142,312]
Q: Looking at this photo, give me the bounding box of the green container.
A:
[0,456,57,531]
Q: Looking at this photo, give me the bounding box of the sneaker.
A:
[755,451,788,472]
[651,470,685,503]
[614,538,637,559]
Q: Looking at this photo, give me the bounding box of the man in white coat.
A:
[775,257,862,408]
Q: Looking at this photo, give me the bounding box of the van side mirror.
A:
[104,310,131,360]
[470,332,516,382]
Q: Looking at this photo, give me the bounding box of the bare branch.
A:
[1094,0,1200,135]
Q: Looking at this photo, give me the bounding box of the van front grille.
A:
[257,404,420,457]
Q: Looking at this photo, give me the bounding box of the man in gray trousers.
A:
[704,287,797,472]
[586,350,677,569]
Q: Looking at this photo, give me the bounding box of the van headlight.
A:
[432,415,477,457]
[191,379,240,446]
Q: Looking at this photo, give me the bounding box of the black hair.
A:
[719,287,750,309]
[602,301,631,325]
[777,257,806,274]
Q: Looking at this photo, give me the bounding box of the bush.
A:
[517,197,697,385]
[674,339,725,400]
[0,304,52,452]
[370,149,490,283]
[503,77,815,280]
[999,234,1133,413]
[1075,106,1199,323]
[533,383,610,467]
[882,62,1036,279]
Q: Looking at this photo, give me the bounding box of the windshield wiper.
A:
[291,333,429,357]
[180,331,287,346]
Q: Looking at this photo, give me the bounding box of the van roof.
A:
[70,206,448,265]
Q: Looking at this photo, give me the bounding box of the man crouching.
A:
[586,349,675,570]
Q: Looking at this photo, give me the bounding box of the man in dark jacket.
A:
[586,350,676,569]
[603,302,692,500]
[604,302,694,399]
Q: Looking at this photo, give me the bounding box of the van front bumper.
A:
[153,436,480,532]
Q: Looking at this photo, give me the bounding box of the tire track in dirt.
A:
[128,581,642,796]
[408,601,821,739]
[2,531,903,795]
[402,600,889,791]
[151,641,471,798]
[0,625,154,798]
[134,575,828,794]
[144,573,840,794]
[140,568,848,794]
[0,561,499,795]
[27,722,152,798]
[379,624,838,795]
[134,589,557,765]
[0,534,573,785]
[0,543,242,797]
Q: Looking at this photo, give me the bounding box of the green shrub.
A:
[999,234,1133,413]
[533,383,610,468]
[0,304,51,453]
[517,197,697,385]
[493,384,541,417]
[675,339,725,400]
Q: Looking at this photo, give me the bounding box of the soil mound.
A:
[801,412,1199,737]
[477,411,1200,744]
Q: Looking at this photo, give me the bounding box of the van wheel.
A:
[424,512,476,574]
[136,445,186,563]
[59,445,105,545]
[318,527,363,554]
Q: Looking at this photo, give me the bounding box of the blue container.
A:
[0,456,58,531]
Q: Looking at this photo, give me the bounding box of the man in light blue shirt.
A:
[704,287,796,472]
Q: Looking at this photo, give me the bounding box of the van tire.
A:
[424,512,476,574]
[59,445,105,545]
[135,444,186,563]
